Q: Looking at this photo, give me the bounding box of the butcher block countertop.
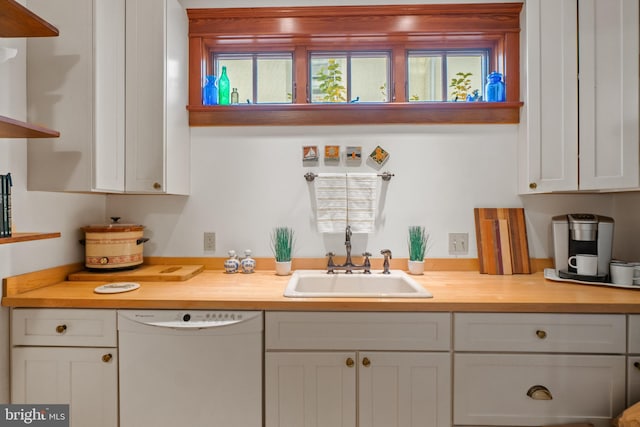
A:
[4,260,640,313]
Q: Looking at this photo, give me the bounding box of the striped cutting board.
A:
[474,208,531,275]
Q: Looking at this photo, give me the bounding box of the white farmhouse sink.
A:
[284,270,432,298]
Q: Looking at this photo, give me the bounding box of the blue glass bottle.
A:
[218,66,230,105]
[202,75,218,105]
[485,72,505,102]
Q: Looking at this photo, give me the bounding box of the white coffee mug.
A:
[568,254,598,276]
[610,262,635,286]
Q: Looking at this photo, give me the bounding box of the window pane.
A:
[350,53,389,103]
[408,51,487,101]
[310,55,348,103]
[217,56,253,103]
[257,55,293,104]
[408,54,443,101]
[446,55,484,101]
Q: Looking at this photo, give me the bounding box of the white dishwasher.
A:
[117,310,263,427]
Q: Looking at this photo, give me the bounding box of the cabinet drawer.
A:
[454,353,626,426]
[12,309,117,347]
[454,313,625,353]
[628,315,640,353]
[266,312,451,351]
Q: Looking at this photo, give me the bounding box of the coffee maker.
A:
[552,214,614,282]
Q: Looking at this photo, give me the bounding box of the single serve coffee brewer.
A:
[552,213,614,282]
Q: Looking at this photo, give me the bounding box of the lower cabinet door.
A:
[454,353,625,427]
[265,351,357,427]
[266,351,451,427]
[11,347,118,427]
[358,352,451,427]
[628,356,640,407]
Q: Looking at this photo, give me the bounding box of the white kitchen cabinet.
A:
[27,0,189,194]
[519,0,578,193]
[265,352,357,427]
[265,312,452,427]
[124,0,189,194]
[519,0,639,193]
[627,315,640,406]
[453,313,627,427]
[454,353,625,427]
[10,309,118,427]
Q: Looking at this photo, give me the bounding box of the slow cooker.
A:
[81,217,149,270]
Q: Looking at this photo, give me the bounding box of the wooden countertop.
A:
[4,264,640,313]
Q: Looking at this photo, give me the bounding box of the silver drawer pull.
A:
[527,385,552,400]
[56,324,67,334]
[535,330,547,339]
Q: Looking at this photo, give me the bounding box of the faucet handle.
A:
[362,252,372,257]
[380,249,392,274]
[326,252,335,257]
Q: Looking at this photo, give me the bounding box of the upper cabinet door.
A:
[124,0,190,195]
[519,0,579,194]
[27,0,126,193]
[578,0,640,191]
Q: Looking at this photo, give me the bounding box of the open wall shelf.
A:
[1,0,59,138]
[0,115,60,138]
[0,0,59,37]
[0,232,62,245]
[0,1,61,244]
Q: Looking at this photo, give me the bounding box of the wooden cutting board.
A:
[474,208,531,275]
[68,265,204,282]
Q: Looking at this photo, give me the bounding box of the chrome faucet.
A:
[380,249,392,274]
[326,225,371,274]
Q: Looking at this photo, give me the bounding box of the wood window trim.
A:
[187,3,523,126]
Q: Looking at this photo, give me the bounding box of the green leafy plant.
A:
[271,227,295,262]
[449,71,473,101]
[408,226,430,261]
[315,59,346,102]
[379,82,387,101]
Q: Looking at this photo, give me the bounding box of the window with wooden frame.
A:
[187,3,523,126]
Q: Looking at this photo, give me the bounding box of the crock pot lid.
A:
[82,217,144,232]
[82,223,144,232]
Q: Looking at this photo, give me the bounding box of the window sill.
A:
[187,102,523,126]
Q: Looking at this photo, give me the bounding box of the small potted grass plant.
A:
[408,225,429,275]
[271,226,294,275]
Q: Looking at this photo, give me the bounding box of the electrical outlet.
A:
[448,233,469,255]
[203,232,216,251]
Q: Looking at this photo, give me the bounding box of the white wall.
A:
[107,0,636,264]
[0,31,106,403]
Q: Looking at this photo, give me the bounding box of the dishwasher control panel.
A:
[117,310,263,329]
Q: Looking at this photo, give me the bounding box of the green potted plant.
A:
[315,59,347,103]
[271,226,295,275]
[449,71,473,101]
[408,226,430,275]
